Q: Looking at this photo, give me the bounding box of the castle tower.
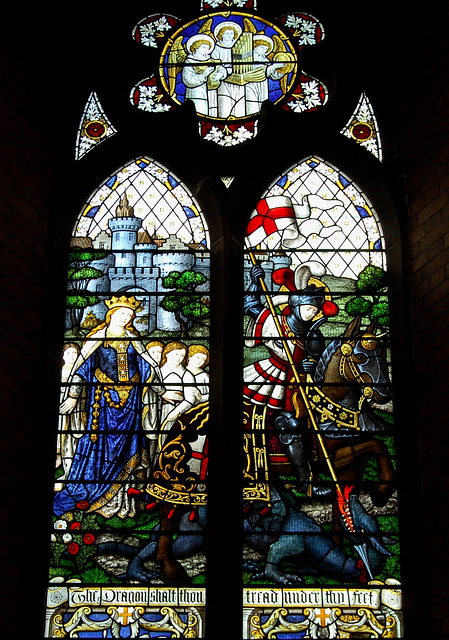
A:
[108,194,142,268]
[108,194,160,334]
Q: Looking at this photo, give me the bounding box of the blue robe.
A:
[54,340,155,516]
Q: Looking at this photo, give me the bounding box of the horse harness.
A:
[298,333,381,432]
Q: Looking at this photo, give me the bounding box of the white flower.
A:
[204,125,254,146]
[233,126,254,143]
[203,126,225,144]
[50,534,57,542]
[54,519,67,530]
[288,81,323,113]
[137,85,172,113]
[154,16,171,32]
[62,533,73,544]
[285,15,303,29]
[285,15,319,45]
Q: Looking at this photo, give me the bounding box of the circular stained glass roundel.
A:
[351,122,374,141]
[84,121,107,139]
[159,12,298,121]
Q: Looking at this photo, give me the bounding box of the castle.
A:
[69,195,291,334]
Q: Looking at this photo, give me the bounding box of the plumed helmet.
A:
[290,285,326,310]
[273,261,339,318]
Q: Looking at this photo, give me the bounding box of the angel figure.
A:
[241,24,296,116]
[168,28,226,117]
[212,21,245,118]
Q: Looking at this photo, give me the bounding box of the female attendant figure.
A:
[145,340,164,366]
[186,344,209,403]
[53,297,181,519]
[159,341,202,433]
[55,343,84,489]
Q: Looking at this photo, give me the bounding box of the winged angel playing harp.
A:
[166,17,296,118]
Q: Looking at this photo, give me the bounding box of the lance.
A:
[246,248,360,545]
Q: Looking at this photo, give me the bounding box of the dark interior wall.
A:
[399,4,449,637]
[0,2,448,639]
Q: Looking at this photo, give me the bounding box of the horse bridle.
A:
[339,332,386,406]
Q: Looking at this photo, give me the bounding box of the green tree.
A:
[160,270,209,336]
[345,265,389,326]
[67,249,107,333]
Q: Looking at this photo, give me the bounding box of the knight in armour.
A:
[244,261,338,494]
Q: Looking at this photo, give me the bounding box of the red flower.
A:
[70,521,82,530]
[83,533,95,545]
[67,542,80,555]
[76,500,89,510]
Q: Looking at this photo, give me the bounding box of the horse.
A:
[290,315,395,546]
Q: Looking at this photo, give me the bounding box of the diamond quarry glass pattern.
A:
[45,158,209,638]
[242,157,402,638]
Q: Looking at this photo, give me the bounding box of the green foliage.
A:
[67,249,107,322]
[371,301,389,325]
[159,295,179,312]
[356,265,387,295]
[105,515,137,529]
[373,408,394,425]
[162,270,207,291]
[183,300,209,318]
[160,269,209,334]
[345,296,373,318]
[67,294,99,309]
[49,565,76,580]
[69,249,108,264]
[68,266,103,281]
[345,265,389,324]
[81,566,113,584]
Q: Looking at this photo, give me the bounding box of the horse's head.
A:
[338,316,392,405]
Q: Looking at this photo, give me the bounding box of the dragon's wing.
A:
[167,36,187,96]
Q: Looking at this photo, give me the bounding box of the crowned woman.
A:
[53,296,182,519]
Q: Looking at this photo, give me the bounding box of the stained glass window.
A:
[243,157,401,638]
[47,2,407,638]
[75,92,117,161]
[341,92,383,161]
[45,158,210,638]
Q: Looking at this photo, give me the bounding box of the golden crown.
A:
[105,296,141,311]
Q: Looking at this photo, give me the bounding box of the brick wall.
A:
[400,5,449,638]
[0,6,57,638]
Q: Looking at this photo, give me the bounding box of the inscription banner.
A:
[45,586,206,638]
[243,585,403,639]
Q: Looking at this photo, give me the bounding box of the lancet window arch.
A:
[242,157,401,637]
[46,157,211,637]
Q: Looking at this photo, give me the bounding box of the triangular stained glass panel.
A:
[341,92,383,161]
[221,176,235,188]
[75,92,117,161]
